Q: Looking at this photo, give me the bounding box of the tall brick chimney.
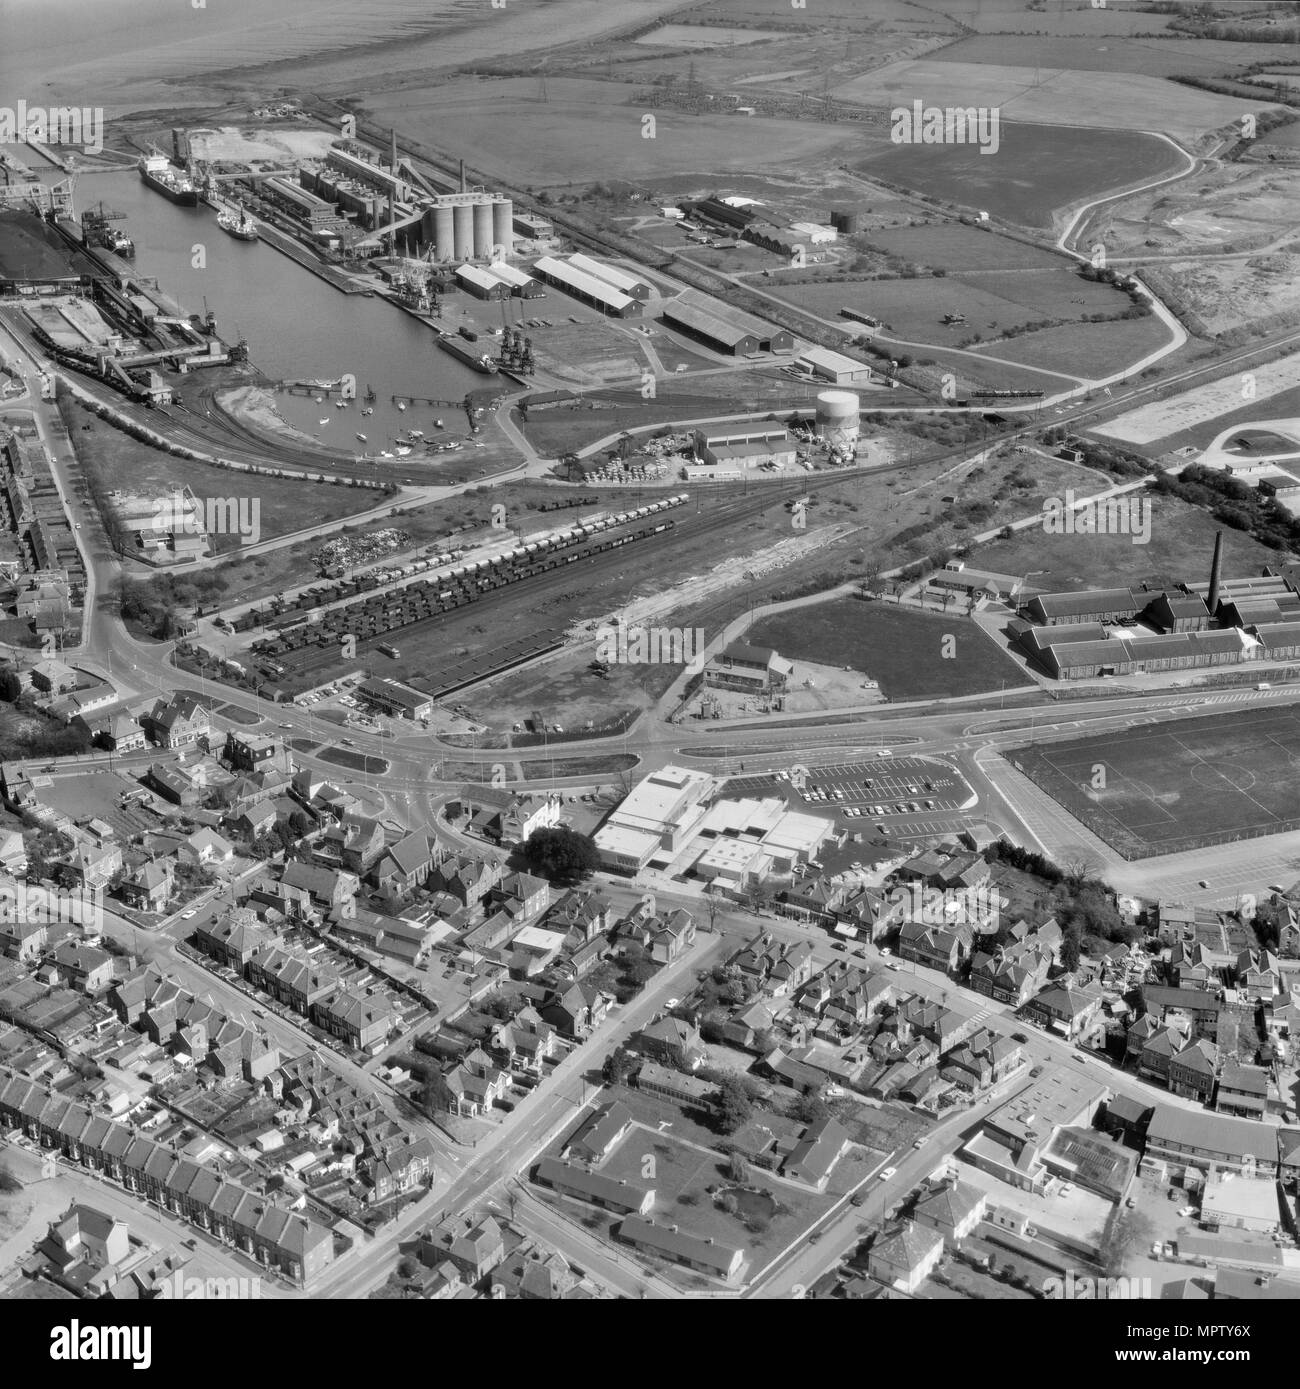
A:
[1208,529,1224,615]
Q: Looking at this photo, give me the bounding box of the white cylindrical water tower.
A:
[815,389,860,457]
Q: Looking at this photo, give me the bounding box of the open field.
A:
[751,600,1027,701]
[970,315,1171,378]
[761,268,1131,349]
[1006,705,1300,859]
[636,24,787,48]
[859,121,1186,230]
[360,77,862,186]
[931,35,1300,78]
[865,224,1070,273]
[834,60,1253,141]
[968,491,1281,597]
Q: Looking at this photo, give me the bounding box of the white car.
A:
[180,908,199,920]
[878,1166,897,1182]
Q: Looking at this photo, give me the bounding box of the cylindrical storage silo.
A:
[433,204,455,260]
[473,201,494,259]
[492,199,514,258]
[453,204,474,261]
[815,390,860,457]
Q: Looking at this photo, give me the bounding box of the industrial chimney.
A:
[459,158,466,194]
[391,126,398,173]
[1208,529,1224,615]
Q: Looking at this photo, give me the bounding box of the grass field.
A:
[751,599,1027,700]
[1007,705,1300,858]
[931,35,1300,78]
[865,224,1070,273]
[858,120,1187,229]
[970,315,1171,377]
[361,77,860,186]
[762,268,1128,353]
[837,60,1249,142]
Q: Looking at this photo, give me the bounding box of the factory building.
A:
[661,289,794,356]
[485,261,543,297]
[261,177,338,231]
[1024,589,1141,626]
[692,425,795,470]
[566,252,651,301]
[797,347,873,387]
[532,256,641,318]
[455,264,510,300]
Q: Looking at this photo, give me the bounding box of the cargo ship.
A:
[217,203,258,241]
[138,151,198,206]
[437,333,498,375]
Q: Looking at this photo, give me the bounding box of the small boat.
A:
[396,401,407,412]
[395,446,412,457]
[362,407,373,417]
[356,432,367,442]
[334,399,347,409]
[314,395,324,403]
[407,429,424,439]
[379,450,394,459]
[319,416,330,425]
[434,419,443,429]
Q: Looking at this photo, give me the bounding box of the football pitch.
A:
[1006,705,1300,859]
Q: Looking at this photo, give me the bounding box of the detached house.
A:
[118,859,175,913]
[442,1047,510,1118]
[632,1017,705,1071]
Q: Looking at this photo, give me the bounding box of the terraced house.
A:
[0,1068,333,1285]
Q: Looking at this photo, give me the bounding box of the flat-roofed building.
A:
[534,1156,655,1215]
[1200,1172,1282,1233]
[357,677,433,721]
[618,1215,745,1281]
[594,765,715,874]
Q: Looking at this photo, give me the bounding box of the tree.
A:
[1060,924,1082,974]
[0,1165,20,1194]
[604,1048,636,1086]
[422,1071,454,1118]
[1095,1208,1154,1278]
[794,1087,831,1125]
[712,1075,755,1135]
[518,827,600,885]
[728,1150,749,1183]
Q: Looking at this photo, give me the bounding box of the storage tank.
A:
[473,202,494,259]
[492,199,514,258]
[453,204,474,261]
[433,204,455,260]
[815,389,860,457]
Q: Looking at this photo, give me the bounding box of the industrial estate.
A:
[3,0,1300,1350]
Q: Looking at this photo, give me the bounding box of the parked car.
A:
[878,1166,897,1182]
